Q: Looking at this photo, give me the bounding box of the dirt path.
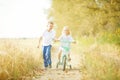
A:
[33,47,84,80]
[33,69,81,80]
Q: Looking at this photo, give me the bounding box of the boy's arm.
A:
[37,30,45,48]
[52,30,59,42]
[53,35,62,42]
[37,37,42,48]
[53,38,60,42]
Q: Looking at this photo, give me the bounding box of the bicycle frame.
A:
[56,49,72,71]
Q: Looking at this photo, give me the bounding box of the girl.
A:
[57,26,76,61]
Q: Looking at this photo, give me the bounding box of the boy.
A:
[38,21,56,69]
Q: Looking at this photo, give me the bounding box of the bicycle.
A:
[56,47,72,71]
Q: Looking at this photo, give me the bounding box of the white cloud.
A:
[0,0,51,38]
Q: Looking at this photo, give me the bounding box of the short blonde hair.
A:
[48,21,54,25]
[62,26,70,35]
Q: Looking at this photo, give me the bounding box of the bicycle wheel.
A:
[63,56,67,71]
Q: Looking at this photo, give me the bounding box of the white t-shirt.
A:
[41,29,55,46]
[59,34,74,52]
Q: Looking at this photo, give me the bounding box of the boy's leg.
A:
[42,46,48,68]
[46,45,52,68]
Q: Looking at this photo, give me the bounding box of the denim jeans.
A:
[42,45,52,68]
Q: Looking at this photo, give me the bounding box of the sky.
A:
[0,0,51,38]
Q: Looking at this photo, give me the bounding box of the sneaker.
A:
[49,64,52,68]
[44,66,48,70]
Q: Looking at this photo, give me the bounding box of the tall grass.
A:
[0,39,42,80]
[79,37,120,80]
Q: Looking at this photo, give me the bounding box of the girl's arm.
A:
[69,36,76,44]
[72,41,76,44]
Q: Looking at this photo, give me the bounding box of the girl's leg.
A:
[58,49,62,61]
[68,52,71,61]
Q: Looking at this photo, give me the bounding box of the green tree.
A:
[49,0,120,38]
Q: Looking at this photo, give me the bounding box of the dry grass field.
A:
[0,38,42,80]
[0,38,120,80]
